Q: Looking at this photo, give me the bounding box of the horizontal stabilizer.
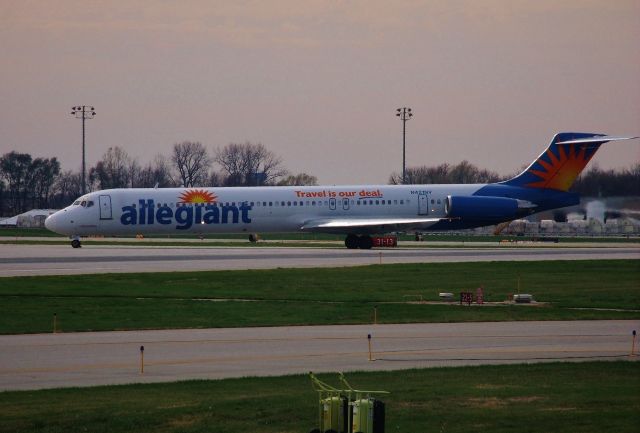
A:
[556,136,639,145]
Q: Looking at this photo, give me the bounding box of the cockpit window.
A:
[73,201,80,205]
[81,201,87,207]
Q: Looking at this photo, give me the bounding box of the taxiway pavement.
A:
[0,320,636,391]
[1,243,638,276]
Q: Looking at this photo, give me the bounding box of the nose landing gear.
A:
[344,234,373,249]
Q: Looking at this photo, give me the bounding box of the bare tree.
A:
[389,161,500,185]
[171,141,211,187]
[90,146,134,189]
[0,151,32,214]
[136,154,176,188]
[277,173,318,186]
[52,170,83,208]
[28,157,60,208]
[215,142,287,186]
[208,170,225,187]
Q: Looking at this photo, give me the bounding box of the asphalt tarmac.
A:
[1,243,638,276]
[1,320,636,391]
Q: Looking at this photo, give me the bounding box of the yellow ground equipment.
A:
[309,372,389,433]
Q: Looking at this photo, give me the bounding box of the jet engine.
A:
[445,195,535,221]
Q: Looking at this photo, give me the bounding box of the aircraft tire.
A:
[358,235,373,250]
[345,234,359,249]
[71,239,81,248]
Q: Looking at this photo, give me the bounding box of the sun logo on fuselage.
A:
[178,189,217,204]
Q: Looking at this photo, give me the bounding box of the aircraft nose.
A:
[45,212,59,233]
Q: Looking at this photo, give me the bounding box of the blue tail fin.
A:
[502,132,636,192]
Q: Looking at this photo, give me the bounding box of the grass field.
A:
[1,260,638,334]
[1,361,638,433]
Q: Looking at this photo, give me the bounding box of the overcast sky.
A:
[1,0,638,184]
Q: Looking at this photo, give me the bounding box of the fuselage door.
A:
[99,195,113,220]
[418,194,429,215]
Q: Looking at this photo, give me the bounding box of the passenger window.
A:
[87,201,94,207]
[437,199,441,204]
[375,200,379,205]
[269,202,273,206]
[287,201,291,206]
[431,199,435,204]
[400,200,404,205]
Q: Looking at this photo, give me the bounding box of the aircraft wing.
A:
[300,217,445,234]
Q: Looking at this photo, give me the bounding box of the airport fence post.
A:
[53,312,57,334]
[140,345,145,374]
[368,334,373,361]
[632,330,637,356]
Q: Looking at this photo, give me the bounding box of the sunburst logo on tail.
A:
[525,143,598,191]
[178,189,217,204]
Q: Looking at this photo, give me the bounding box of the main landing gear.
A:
[345,234,373,250]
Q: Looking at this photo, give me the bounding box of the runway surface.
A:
[0,320,636,391]
[1,243,638,276]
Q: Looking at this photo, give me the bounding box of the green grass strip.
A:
[1,361,638,433]
[1,260,638,334]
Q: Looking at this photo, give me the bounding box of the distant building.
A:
[0,209,58,228]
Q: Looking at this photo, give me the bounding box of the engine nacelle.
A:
[445,195,521,221]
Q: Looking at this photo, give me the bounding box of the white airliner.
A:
[45,132,637,249]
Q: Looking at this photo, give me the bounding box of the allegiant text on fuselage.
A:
[120,199,252,230]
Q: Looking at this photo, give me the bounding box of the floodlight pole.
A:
[396,107,413,184]
[71,106,96,195]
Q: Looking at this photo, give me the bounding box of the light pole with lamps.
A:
[396,107,412,184]
[71,106,96,195]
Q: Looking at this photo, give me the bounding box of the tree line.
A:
[1,142,637,217]
[389,161,640,197]
[0,141,317,216]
